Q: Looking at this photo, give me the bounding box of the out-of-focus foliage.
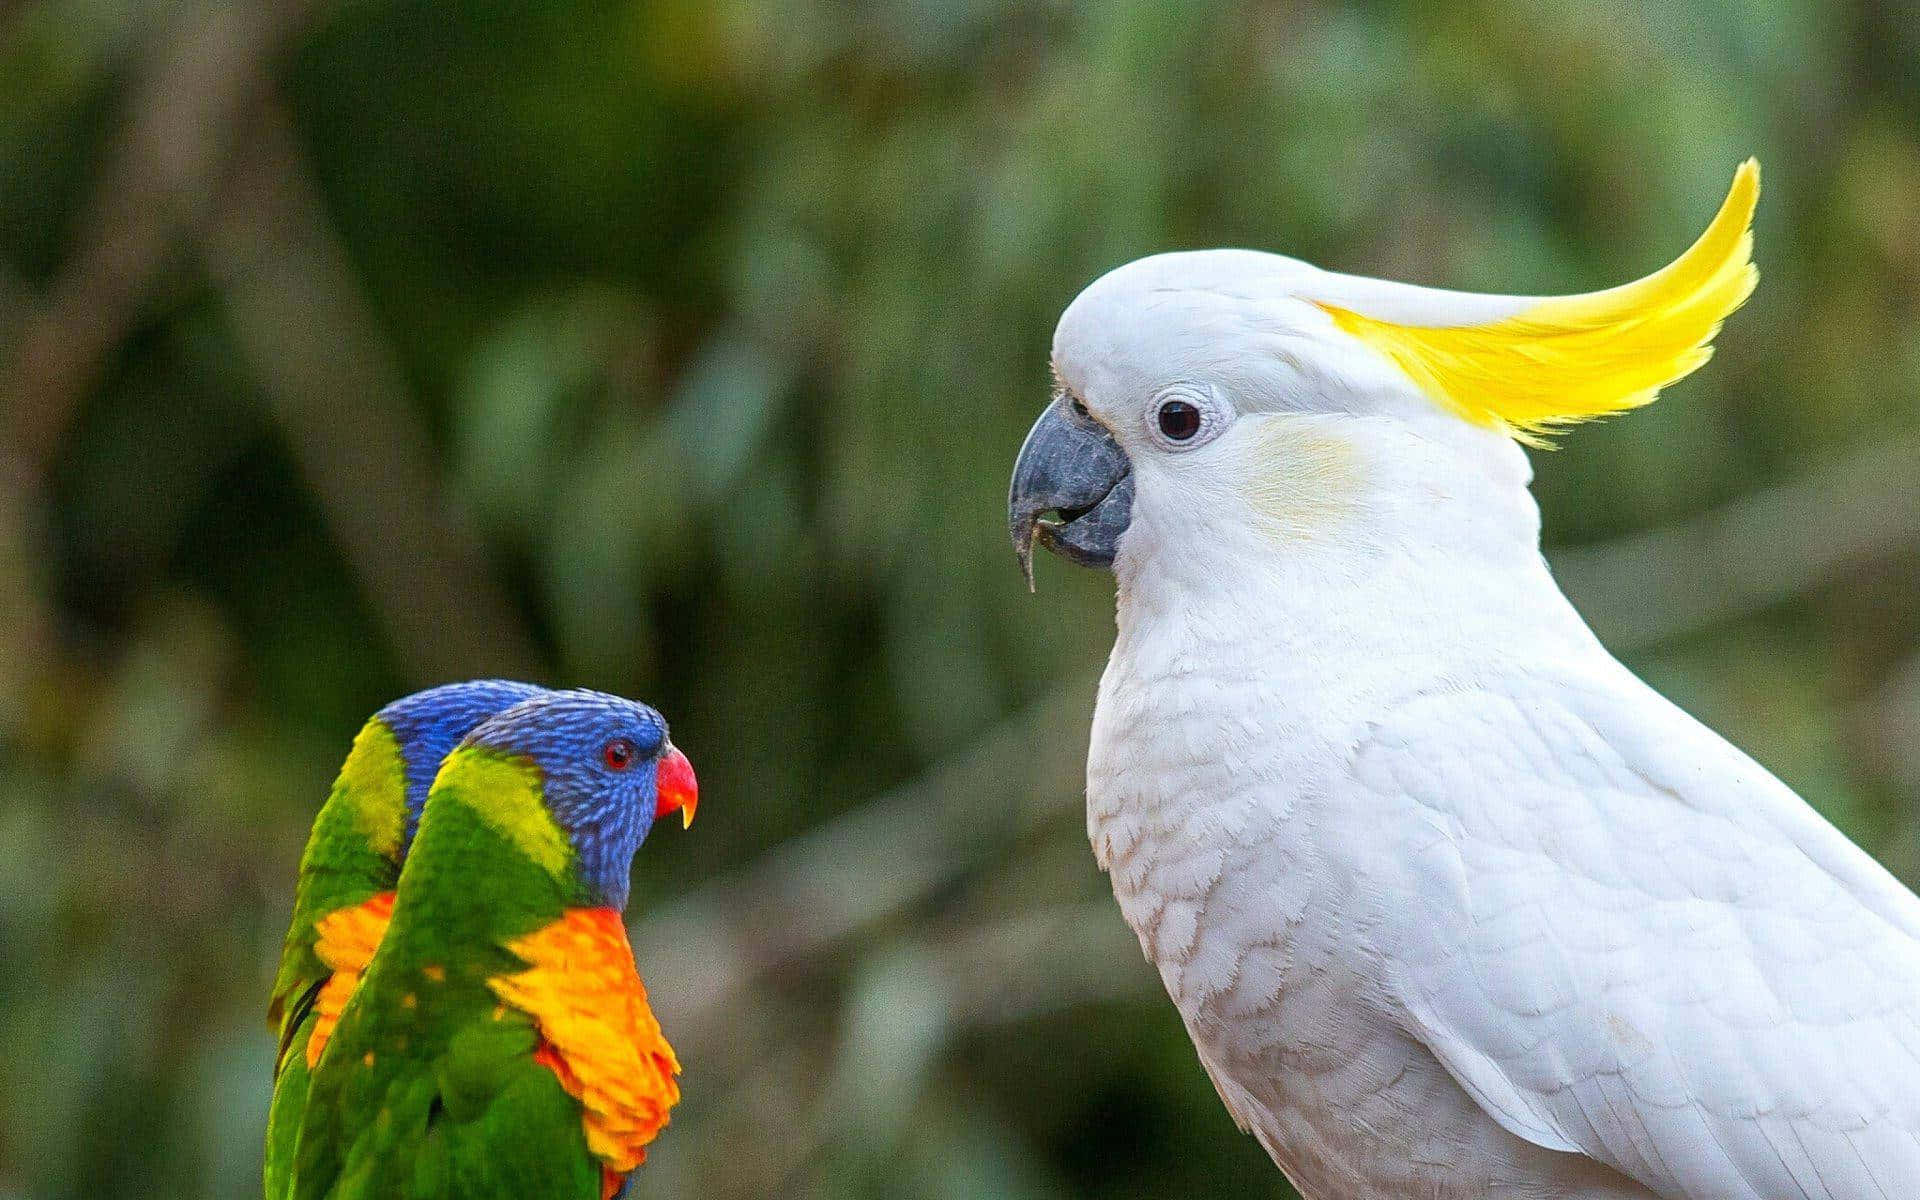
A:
[3,0,1918,1196]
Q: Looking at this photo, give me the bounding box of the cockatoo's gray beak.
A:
[1008,395,1134,590]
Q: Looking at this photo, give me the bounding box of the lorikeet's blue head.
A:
[379,680,549,849]
[463,688,697,910]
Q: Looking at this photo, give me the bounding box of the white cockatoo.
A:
[1008,162,1920,1199]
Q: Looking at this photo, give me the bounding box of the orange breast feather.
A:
[488,907,681,1178]
[305,890,396,1068]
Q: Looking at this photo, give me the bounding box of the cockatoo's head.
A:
[1010,161,1759,588]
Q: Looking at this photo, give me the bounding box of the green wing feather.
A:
[265,718,410,1200]
[269,719,409,1035]
[297,1002,597,1200]
[291,765,598,1200]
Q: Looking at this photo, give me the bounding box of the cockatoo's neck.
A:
[1109,412,1600,692]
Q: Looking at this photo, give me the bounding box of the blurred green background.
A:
[3,0,1919,1196]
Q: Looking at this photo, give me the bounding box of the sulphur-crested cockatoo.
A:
[1009,162,1920,1199]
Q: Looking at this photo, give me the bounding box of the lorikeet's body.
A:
[266,681,547,1200]
[287,689,696,1200]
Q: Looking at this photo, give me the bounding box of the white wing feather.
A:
[1348,666,1920,1200]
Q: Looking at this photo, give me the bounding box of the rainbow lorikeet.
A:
[286,688,697,1200]
[266,680,549,1200]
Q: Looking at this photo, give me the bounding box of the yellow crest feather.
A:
[1316,159,1760,446]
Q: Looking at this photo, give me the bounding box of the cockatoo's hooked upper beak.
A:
[655,744,698,829]
[1007,394,1134,590]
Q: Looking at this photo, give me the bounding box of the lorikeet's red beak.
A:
[655,744,697,829]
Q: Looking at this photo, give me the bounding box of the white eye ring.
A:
[1145,383,1229,451]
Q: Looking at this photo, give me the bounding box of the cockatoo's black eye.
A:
[603,738,636,771]
[1157,400,1202,441]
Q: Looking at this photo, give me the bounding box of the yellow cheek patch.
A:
[339,720,407,859]
[1230,417,1363,540]
[431,749,570,878]
[306,891,397,1068]
[489,907,681,1175]
[1316,160,1759,446]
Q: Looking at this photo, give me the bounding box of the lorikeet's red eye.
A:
[603,738,636,771]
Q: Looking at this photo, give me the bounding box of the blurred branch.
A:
[0,0,316,742]
[197,99,544,684]
[1859,653,1920,822]
[1553,435,1920,652]
[0,475,52,737]
[3,0,316,490]
[934,900,1150,1026]
[637,680,1096,1046]
[729,904,1150,1199]
[0,263,31,332]
[0,0,539,686]
[630,681,1142,1198]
